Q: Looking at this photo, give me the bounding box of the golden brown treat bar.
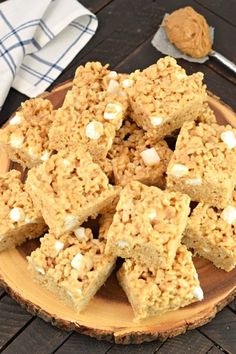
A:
[117,245,203,322]
[0,98,53,168]
[183,193,236,272]
[108,120,172,187]
[49,62,128,162]
[28,219,116,313]
[167,121,236,208]
[26,148,119,236]
[126,56,207,139]
[0,170,47,252]
[105,181,190,268]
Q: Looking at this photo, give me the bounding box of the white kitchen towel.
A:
[0,0,98,109]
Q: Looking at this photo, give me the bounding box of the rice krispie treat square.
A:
[184,192,236,272]
[26,148,119,236]
[0,170,47,252]
[109,120,173,187]
[49,62,128,162]
[126,56,206,139]
[117,245,203,321]
[0,98,53,168]
[28,218,116,313]
[105,181,190,268]
[167,121,236,208]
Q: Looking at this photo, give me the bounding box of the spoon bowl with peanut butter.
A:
[164,7,236,74]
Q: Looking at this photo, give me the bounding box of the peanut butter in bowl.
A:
[164,6,212,58]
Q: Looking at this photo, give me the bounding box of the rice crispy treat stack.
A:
[117,245,203,322]
[167,121,236,208]
[26,148,119,236]
[28,218,116,313]
[184,192,236,272]
[0,98,53,168]
[0,170,47,252]
[109,120,173,187]
[49,62,128,162]
[105,181,190,268]
[126,56,206,140]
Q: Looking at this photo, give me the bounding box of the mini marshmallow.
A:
[140,147,160,166]
[104,103,122,120]
[85,121,104,139]
[193,286,204,301]
[107,137,113,150]
[107,79,120,94]
[185,178,202,186]
[107,71,118,79]
[220,131,236,149]
[203,247,211,253]
[175,72,187,80]
[54,240,64,252]
[62,159,70,166]
[67,288,82,298]
[64,215,79,232]
[150,116,163,126]
[35,265,45,275]
[221,206,236,224]
[40,151,51,162]
[71,253,84,270]
[9,207,25,222]
[10,114,22,125]
[116,240,129,249]
[28,147,38,160]
[122,79,134,88]
[147,209,157,222]
[10,135,24,148]
[169,164,189,178]
[25,217,33,224]
[74,227,87,241]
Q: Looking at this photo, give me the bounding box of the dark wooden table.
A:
[0,0,236,353]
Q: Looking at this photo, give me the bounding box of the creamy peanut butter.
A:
[164,7,212,58]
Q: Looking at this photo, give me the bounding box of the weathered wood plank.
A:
[1,317,71,354]
[55,332,112,354]
[228,299,236,313]
[198,307,236,353]
[0,296,32,351]
[193,0,236,27]
[155,330,213,354]
[206,345,225,354]
[0,1,235,353]
[107,341,162,354]
[81,0,114,13]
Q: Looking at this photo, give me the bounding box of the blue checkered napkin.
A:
[0,0,98,109]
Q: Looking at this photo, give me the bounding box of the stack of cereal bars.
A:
[1,56,236,322]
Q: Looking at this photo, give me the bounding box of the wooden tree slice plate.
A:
[0,81,236,345]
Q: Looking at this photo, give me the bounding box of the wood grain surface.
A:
[0,0,236,353]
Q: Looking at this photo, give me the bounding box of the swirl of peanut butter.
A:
[164,7,212,58]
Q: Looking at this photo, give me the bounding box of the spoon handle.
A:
[210,51,236,75]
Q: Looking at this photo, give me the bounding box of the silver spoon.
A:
[210,50,236,75]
